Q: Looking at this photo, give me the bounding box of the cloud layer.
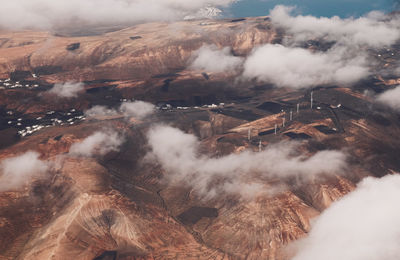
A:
[0,130,125,191]
[47,82,85,98]
[69,130,124,157]
[292,174,400,260]
[190,44,244,73]
[376,85,400,110]
[119,101,156,119]
[242,44,369,89]
[0,0,236,30]
[0,151,49,191]
[270,5,400,48]
[146,125,347,199]
[84,105,119,117]
[238,6,400,88]
[85,101,155,119]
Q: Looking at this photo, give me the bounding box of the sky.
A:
[227,0,395,18]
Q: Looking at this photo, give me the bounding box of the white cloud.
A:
[119,101,155,119]
[376,85,400,110]
[146,125,347,199]
[237,6,399,89]
[269,5,400,48]
[0,0,237,30]
[190,44,244,73]
[85,101,155,119]
[242,44,369,89]
[0,151,49,191]
[85,105,119,117]
[292,174,400,260]
[69,130,124,157]
[47,82,84,98]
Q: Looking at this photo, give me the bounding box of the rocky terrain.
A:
[1,16,400,260]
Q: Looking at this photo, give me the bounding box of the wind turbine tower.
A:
[311,91,314,109]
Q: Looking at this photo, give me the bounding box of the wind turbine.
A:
[311,91,314,109]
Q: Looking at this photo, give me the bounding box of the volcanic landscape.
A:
[1,9,400,260]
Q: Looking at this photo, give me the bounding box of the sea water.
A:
[226,0,397,18]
